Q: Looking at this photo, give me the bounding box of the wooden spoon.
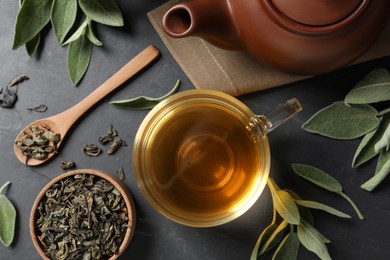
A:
[14,45,160,166]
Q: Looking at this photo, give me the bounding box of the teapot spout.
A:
[162,0,243,50]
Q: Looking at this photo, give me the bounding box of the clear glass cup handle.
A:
[255,98,302,134]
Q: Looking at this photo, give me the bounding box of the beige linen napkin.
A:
[148,1,390,96]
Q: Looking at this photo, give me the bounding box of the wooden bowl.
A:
[30,169,136,259]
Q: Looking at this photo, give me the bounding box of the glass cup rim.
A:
[133,89,271,227]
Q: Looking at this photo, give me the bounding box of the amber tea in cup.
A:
[133,89,301,227]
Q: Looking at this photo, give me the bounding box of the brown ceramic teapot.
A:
[162,0,390,75]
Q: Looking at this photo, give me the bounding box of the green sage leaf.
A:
[78,0,123,26]
[259,220,288,257]
[291,163,342,193]
[352,115,390,167]
[25,33,41,57]
[272,233,300,260]
[268,178,300,225]
[86,22,103,46]
[285,190,314,226]
[374,123,390,153]
[361,150,390,191]
[302,101,379,140]
[110,80,181,110]
[51,0,78,43]
[344,68,390,104]
[0,182,16,247]
[13,0,52,49]
[63,19,88,45]
[67,32,92,85]
[297,220,331,260]
[295,200,351,218]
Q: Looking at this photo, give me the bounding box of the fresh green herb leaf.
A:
[272,232,300,260]
[63,19,89,45]
[0,182,16,247]
[297,219,331,260]
[374,123,390,153]
[295,200,351,219]
[110,80,181,110]
[259,220,288,257]
[344,68,390,105]
[67,32,92,85]
[285,190,314,226]
[302,102,379,140]
[292,164,364,220]
[51,0,78,43]
[25,33,41,57]
[78,0,123,26]
[291,164,342,193]
[268,178,300,225]
[13,0,52,50]
[86,22,103,46]
[361,150,390,191]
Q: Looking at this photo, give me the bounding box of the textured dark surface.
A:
[1,1,390,259]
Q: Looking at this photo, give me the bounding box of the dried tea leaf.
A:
[0,182,16,247]
[353,115,390,167]
[51,0,78,43]
[268,178,300,225]
[374,123,390,153]
[78,0,123,26]
[0,86,18,108]
[302,102,379,140]
[297,220,331,260]
[292,164,364,220]
[60,160,76,170]
[295,200,351,219]
[13,0,52,49]
[27,104,48,113]
[67,32,92,85]
[81,144,102,156]
[107,138,127,155]
[117,166,125,180]
[8,75,29,87]
[272,232,300,260]
[361,150,390,191]
[110,80,181,110]
[344,68,390,105]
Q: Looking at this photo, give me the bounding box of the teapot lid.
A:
[270,0,364,26]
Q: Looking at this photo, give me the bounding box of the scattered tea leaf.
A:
[272,232,300,260]
[67,32,92,85]
[0,86,18,108]
[117,166,125,180]
[60,160,76,170]
[78,0,123,26]
[13,0,52,50]
[0,182,16,247]
[344,68,390,105]
[8,75,29,87]
[27,104,48,113]
[98,124,118,144]
[361,150,390,191]
[302,102,379,139]
[297,220,331,260]
[295,200,351,219]
[292,164,364,220]
[110,80,181,110]
[374,123,390,153]
[268,178,300,225]
[81,144,101,157]
[107,138,127,155]
[51,0,78,43]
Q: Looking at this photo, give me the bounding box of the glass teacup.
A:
[133,89,302,227]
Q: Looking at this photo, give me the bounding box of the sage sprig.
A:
[110,80,181,110]
[0,182,16,247]
[251,177,351,260]
[13,0,123,85]
[302,68,390,191]
[292,163,364,220]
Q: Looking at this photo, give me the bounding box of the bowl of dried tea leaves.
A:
[30,169,136,259]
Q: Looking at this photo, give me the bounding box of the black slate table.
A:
[1,1,390,259]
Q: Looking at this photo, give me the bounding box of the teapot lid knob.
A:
[270,0,364,26]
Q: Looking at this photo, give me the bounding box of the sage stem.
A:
[338,191,364,220]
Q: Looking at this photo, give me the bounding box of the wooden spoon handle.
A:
[55,45,160,128]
